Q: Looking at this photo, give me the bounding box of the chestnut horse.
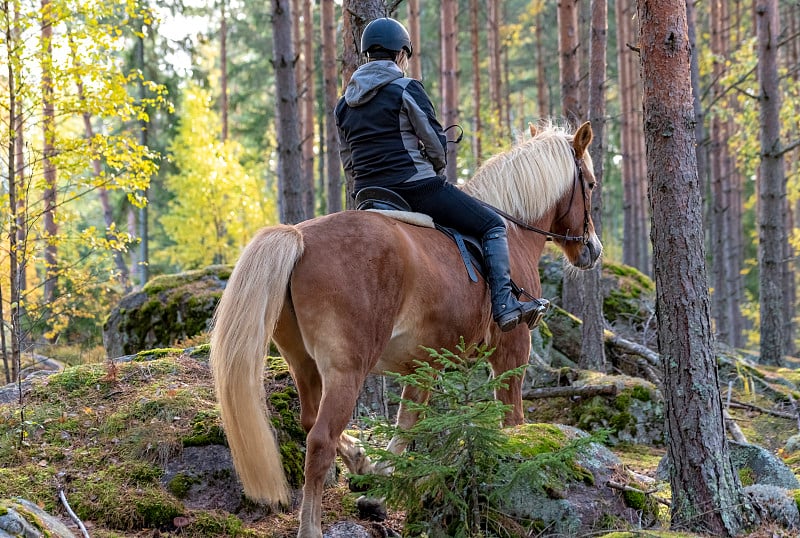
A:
[210,121,601,538]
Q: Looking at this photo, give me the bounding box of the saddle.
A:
[355,186,484,282]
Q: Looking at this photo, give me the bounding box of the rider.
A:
[334,17,548,332]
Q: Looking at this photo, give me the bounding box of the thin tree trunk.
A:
[321,0,341,213]
[756,0,787,365]
[487,0,503,133]
[136,31,148,285]
[220,0,229,141]
[4,1,21,382]
[558,0,582,125]
[469,0,482,166]
[301,0,315,217]
[41,0,58,307]
[638,0,754,534]
[580,0,607,372]
[407,0,421,81]
[441,0,458,182]
[272,0,307,224]
[536,9,549,118]
[710,0,740,347]
[340,0,383,207]
[559,0,583,316]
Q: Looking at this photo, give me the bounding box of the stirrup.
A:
[496,298,550,332]
[523,298,550,329]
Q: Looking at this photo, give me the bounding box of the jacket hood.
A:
[344,61,404,106]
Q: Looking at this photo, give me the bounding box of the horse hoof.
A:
[356,495,387,521]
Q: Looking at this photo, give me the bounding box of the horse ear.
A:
[529,122,538,137]
[573,121,594,155]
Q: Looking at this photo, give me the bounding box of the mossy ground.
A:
[0,348,320,537]
[5,342,800,537]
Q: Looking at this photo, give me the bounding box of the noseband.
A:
[482,152,591,245]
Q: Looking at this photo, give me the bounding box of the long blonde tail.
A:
[210,224,304,505]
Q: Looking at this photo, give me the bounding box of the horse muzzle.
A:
[574,234,602,269]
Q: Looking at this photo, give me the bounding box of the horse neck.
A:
[506,221,549,290]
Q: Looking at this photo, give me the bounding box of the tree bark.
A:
[220,0,229,142]
[469,0,482,166]
[406,0,421,81]
[487,0,503,134]
[301,0,316,217]
[638,1,754,534]
[579,0,607,372]
[321,0,341,213]
[756,0,787,366]
[440,0,458,182]
[558,0,584,316]
[557,0,582,126]
[340,0,383,208]
[41,0,58,307]
[272,0,307,224]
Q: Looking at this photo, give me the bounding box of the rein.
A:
[480,153,590,244]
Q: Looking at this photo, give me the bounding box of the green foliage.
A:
[159,82,277,269]
[1,0,171,346]
[351,341,600,537]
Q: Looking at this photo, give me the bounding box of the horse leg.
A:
[383,383,429,464]
[298,374,365,538]
[488,342,529,426]
[348,383,430,522]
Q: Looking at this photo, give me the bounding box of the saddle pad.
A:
[366,209,435,228]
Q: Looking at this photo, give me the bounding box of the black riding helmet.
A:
[361,18,413,58]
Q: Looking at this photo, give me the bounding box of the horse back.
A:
[281,211,493,374]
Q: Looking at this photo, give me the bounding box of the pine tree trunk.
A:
[487,0,503,133]
[756,0,787,365]
[579,0,607,372]
[321,0,341,213]
[441,0,458,182]
[41,0,58,307]
[301,0,315,217]
[407,0,422,81]
[469,0,482,166]
[558,0,584,315]
[638,1,754,534]
[220,0,229,142]
[272,0,307,224]
[340,0,383,207]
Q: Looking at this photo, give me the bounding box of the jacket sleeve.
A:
[402,80,447,175]
[334,100,354,184]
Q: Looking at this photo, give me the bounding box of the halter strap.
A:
[479,153,589,244]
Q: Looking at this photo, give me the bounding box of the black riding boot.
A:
[481,226,549,332]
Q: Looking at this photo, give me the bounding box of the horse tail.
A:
[210,224,304,505]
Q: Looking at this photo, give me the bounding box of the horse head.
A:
[548,121,603,270]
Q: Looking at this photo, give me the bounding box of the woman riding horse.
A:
[335,17,548,332]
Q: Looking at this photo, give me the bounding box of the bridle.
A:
[480,151,591,245]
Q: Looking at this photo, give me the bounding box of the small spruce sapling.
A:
[351,340,602,537]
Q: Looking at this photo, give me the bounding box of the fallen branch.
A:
[606,333,661,368]
[723,409,748,443]
[58,487,90,538]
[728,400,798,421]
[606,480,671,507]
[522,384,618,400]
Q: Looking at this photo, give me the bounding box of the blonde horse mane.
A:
[462,122,593,222]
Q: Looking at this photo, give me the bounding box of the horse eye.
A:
[588,181,596,190]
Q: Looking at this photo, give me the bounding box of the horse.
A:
[210,121,601,538]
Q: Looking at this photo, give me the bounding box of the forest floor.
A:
[1,346,800,538]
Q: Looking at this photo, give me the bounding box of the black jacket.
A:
[335,61,447,191]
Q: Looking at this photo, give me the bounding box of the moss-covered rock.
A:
[102,265,231,358]
[498,424,662,535]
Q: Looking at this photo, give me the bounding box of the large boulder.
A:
[497,424,660,536]
[103,266,230,358]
